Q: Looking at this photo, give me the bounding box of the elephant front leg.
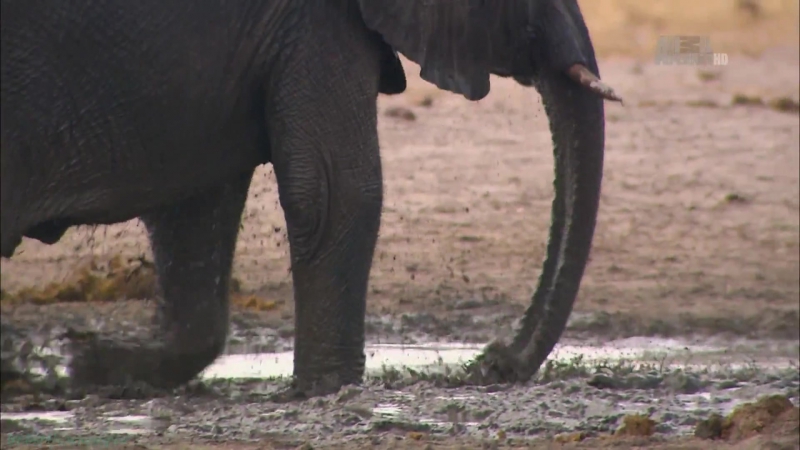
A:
[270,90,383,398]
[68,170,253,389]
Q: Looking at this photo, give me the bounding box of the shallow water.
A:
[200,337,781,380]
[203,342,483,379]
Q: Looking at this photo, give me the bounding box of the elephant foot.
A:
[65,328,220,391]
[270,364,363,401]
[268,384,305,402]
[1,359,30,396]
[465,340,530,385]
[1,320,65,396]
[1,321,27,386]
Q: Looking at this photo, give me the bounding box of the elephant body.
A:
[1,0,614,395]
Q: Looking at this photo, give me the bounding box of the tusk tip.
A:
[565,64,624,105]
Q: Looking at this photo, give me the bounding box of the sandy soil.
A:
[1,1,799,448]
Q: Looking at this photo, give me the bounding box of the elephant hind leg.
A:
[0,231,21,259]
[23,218,71,245]
[68,169,254,389]
[0,161,23,258]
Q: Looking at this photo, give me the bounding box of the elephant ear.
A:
[357,0,493,101]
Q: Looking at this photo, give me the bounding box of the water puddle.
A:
[202,342,483,379]
[0,411,72,424]
[0,412,155,437]
[200,337,758,380]
[103,415,154,435]
[373,403,404,418]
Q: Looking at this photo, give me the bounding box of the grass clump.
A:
[731,93,765,106]
[686,99,720,108]
[615,414,657,437]
[697,70,722,82]
[554,431,588,443]
[769,96,800,114]
[729,94,799,115]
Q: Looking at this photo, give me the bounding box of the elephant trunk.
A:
[506,1,607,380]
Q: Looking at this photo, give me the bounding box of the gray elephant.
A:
[1,0,620,396]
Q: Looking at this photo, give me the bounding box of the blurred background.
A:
[580,0,798,57]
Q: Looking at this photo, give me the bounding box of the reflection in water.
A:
[0,411,72,423]
[202,342,482,379]
[372,403,404,418]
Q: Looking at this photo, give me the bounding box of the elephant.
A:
[0,0,621,397]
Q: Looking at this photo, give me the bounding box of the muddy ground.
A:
[2,1,799,448]
[1,340,799,449]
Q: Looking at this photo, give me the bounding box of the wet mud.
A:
[1,338,799,448]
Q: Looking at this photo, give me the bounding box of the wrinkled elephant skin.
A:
[0,0,615,397]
